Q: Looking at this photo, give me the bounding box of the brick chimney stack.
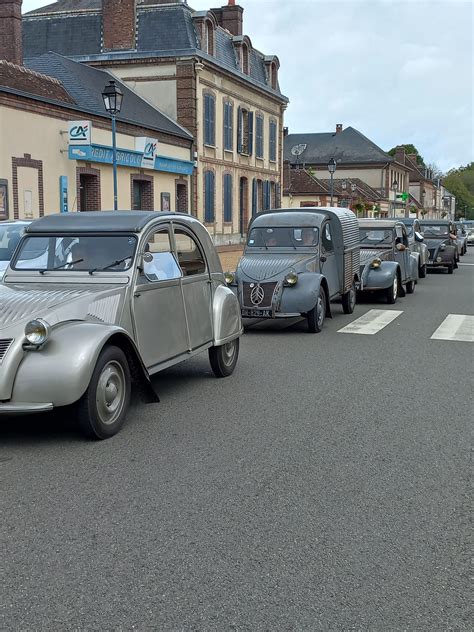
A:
[212,1,244,36]
[103,0,137,52]
[0,0,23,65]
[336,123,343,134]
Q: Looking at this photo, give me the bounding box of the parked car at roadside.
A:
[0,220,30,279]
[464,222,474,246]
[0,211,242,439]
[226,207,360,333]
[358,219,418,304]
[419,219,458,274]
[455,223,468,256]
[397,217,430,278]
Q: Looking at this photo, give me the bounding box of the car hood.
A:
[424,237,448,249]
[237,253,315,281]
[0,283,125,331]
[359,248,393,265]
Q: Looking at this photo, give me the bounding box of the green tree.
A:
[387,144,424,166]
[444,163,474,219]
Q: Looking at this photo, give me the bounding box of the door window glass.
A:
[142,228,181,282]
[173,227,206,276]
[321,223,334,252]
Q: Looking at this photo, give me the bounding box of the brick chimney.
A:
[103,0,136,52]
[212,1,244,36]
[0,0,23,65]
[335,123,343,134]
[394,145,406,164]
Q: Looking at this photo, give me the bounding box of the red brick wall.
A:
[130,173,153,211]
[0,0,22,65]
[103,0,136,51]
[11,153,44,219]
[76,167,101,211]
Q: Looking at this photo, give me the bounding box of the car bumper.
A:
[0,402,54,415]
[427,260,451,267]
[241,308,300,319]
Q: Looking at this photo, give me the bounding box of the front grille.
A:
[242,282,278,309]
[428,248,436,259]
[0,338,13,362]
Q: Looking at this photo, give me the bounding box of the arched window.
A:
[204,170,215,223]
[204,20,214,55]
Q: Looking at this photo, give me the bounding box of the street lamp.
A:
[392,179,398,216]
[327,158,337,206]
[102,80,124,211]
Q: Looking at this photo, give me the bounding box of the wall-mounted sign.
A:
[135,137,158,169]
[68,120,92,145]
[59,176,68,212]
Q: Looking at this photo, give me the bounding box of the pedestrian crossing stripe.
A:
[430,314,474,342]
[338,309,403,335]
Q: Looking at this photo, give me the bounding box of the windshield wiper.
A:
[361,237,389,246]
[287,230,297,249]
[89,256,130,274]
[41,258,84,274]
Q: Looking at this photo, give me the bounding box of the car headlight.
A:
[284,271,298,286]
[440,245,445,251]
[370,258,382,269]
[436,256,443,262]
[224,271,235,284]
[24,319,50,346]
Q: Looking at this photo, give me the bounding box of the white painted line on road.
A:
[338,309,403,335]
[458,263,474,266]
[431,314,474,342]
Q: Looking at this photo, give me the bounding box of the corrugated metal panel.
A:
[0,339,13,363]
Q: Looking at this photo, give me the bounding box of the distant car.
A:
[227,207,360,333]
[455,223,468,255]
[358,219,418,304]
[467,228,474,246]
[0,211,242,439]
[419,220,458,274]
[0,220,30,279]
[398,218,430,278]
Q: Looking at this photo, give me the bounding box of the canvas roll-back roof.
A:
[358,219,404,229]
[418,219,452,225]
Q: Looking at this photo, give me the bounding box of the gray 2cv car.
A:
[358,219,418,303]
[0,212,242,439]
[227,208,360,333]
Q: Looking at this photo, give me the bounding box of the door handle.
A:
[134,292,141,298]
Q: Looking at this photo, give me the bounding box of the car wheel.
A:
[385,275,398,304]
[76,345,131,440]
[419,263,427,278]
[447,262,454,274]
[209,338,239,378]
[341,282,356,314]
[406,279,415,294]
[307,288,326,333]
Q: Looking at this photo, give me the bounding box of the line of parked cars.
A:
[0,209,468,440]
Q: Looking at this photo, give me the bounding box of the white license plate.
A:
[242,309,272,318]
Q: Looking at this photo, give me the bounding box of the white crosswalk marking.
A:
[338,309,403,335]
[431,314,474,342]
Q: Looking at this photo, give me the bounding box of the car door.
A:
[172,223,213,350]
[133,223,188,369]
[320,221,339,297]
[394,225,411,281]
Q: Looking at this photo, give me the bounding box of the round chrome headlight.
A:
[370,258,382,269]
[284,271,298,286]
[25,319,50,346]
[436,256,443,262]
[224,271,235,284]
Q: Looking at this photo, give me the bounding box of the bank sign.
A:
[68,120,92,145]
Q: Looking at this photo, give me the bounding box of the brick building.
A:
[23,0,289,247]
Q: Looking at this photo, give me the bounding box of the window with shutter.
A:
[223,174,232,223]
[223,101,233,151]
[204,93,215,146]
[269,120,277,162]
[248,111,254,156]
[252,178,257,216]
[204,171,215,223]
[256,115,264,158]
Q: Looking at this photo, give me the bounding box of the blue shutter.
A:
[248,111,254,156]
[263,181,268,210]
[269,120,276,162]
[223,102,228,150]
[238,107,242,153]
[256,116,264,158]
[210,95,215,146]
[205,171,215,223]
[224,174,232,222]
[252,178,257,216]
[204,94,209,145]
[228,103,233,150]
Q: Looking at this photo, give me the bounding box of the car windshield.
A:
[12,234,138,272]
[0,224,27,261]
[403,224,414,236]
[359,228,393,247]
[247,226,319,248]
[420,225,449,237]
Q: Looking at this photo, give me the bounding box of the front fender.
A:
[361,261,398,290]
[11,322,131,407]
[212,283,242,345]
[279,272,329,315]
[409,254,419,280]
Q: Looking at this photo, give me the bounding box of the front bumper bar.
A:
[0,402,54,414]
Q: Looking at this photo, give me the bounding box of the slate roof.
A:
[283,168,382,202]
[284,127,394,166]
[23,52,192,140]
[23,1,286,101]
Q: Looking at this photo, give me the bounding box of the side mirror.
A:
[414,232,424,242]
[138,251,153,271]
[396,243,406,252]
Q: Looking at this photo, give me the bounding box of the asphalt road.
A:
[1,250,473,631]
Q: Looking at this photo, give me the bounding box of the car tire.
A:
[209,338,239,378]
[76,345,131,440]
[385,274,398,304]
[447,262,454,274]
[341,282,356,314]
[307,288,326,333]
[406,279,415,294]
[419,264,427,278]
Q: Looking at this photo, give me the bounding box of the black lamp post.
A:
[392,179,398,216]
[327,158,337,206]
[102,80,124,211]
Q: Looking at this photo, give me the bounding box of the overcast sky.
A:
[22,0,473,172]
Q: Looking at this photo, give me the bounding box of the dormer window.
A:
[242,43,249,75]
[204,20,214,55]
[270,62,277,90]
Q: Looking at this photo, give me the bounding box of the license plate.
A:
[241,309,272,318]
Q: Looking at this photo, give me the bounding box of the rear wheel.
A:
[406,279,415,294]
[385,274,398,304]
[307,288,326,333]
[209,338,239,377]
[419,263,427,278]
[76,345,131,440]
[341,282,356,314]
